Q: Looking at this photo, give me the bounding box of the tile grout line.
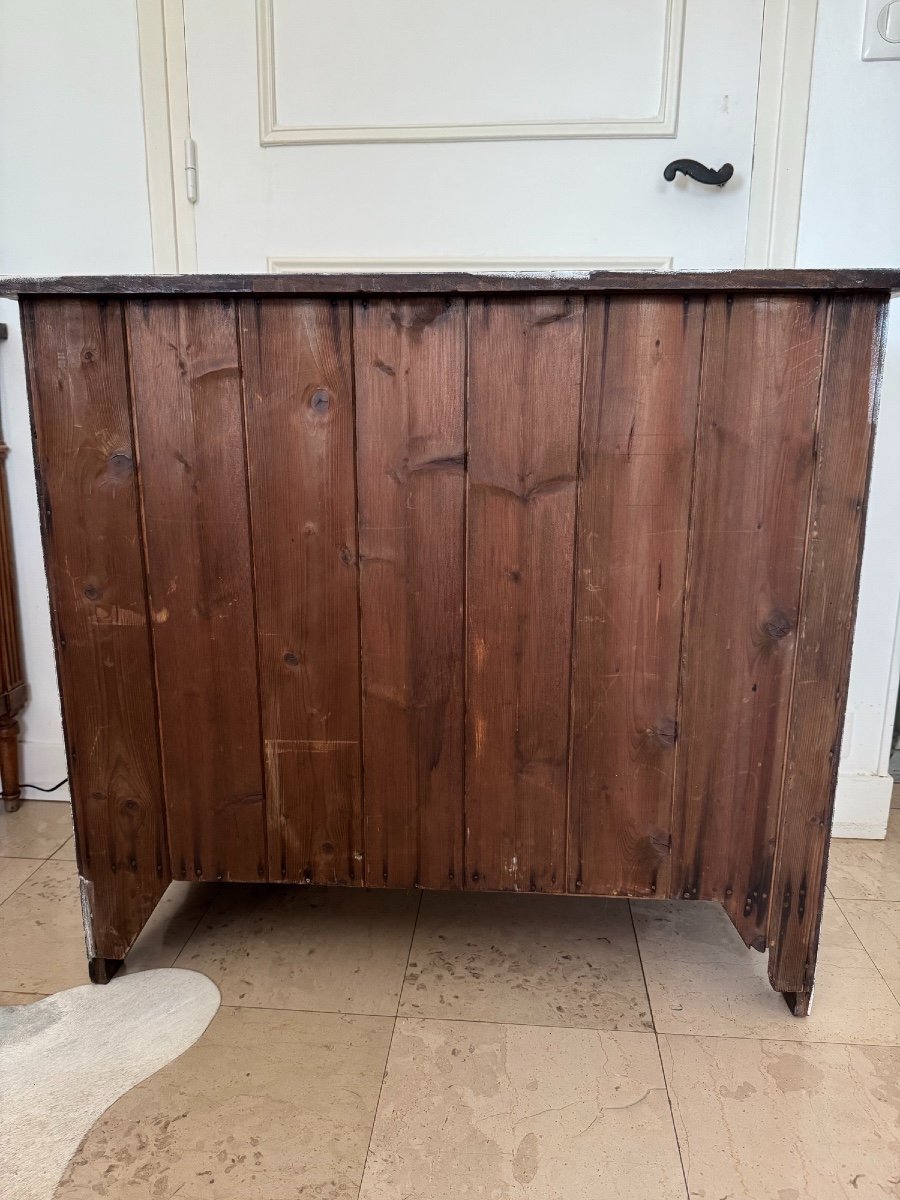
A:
[354,888,423,1200]
[628,900,692,1200]
[832,895,900,902]
[0,856,56,911]
[830,891,900,903]
[168,885,226,971]
[0,848,67,860]
[4,987,896,1051]
[122,996,900,1048]
[830,892,900,1006]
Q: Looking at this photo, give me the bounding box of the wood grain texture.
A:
[19,281,887,1009]
[768,295,883,992]
[126,298,266,882]
[672,295,827,946]
[239,298,362,884]
[354,298,465,888]
[23,297,169,958]
[4,269,900,296]
[466,295,584,892]
[569,296,704,897]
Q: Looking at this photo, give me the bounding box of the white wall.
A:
[0,0,153,794]
[798,0,900,835]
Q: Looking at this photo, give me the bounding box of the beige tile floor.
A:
[0,797,898,1199]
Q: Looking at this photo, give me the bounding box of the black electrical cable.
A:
[17,778,68,794]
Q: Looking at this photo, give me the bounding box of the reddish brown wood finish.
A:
[23,298,169,961]
[768,295,882,996]
[466,296,584,892]
[126,298,266,882]
[569,296,704,898]
[672,295,827,947]
[19,279,887,1011]
[238,298,363,885]
[354,298,466,889]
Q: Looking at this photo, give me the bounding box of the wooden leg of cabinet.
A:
[781,988,814,1018]
[88,956,124,985]
[0,717,20,812]
[767,893,824,1020]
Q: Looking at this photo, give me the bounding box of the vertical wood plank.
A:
[23,297,169,959]
[126,298,266,882]
[354,298,466,888]
[239,298,362,884]
[466,295,584,892]
[672,294,827,945]
[768,295,882,994]
[569,296,704,897]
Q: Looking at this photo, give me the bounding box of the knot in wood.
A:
[106,451,134,479]
[762,609,792,640]
[653,717,677,748]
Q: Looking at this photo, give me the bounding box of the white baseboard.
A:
[832,772,893,839]
[19,741,70,802]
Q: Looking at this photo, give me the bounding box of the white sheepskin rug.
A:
[0,969,220,1200]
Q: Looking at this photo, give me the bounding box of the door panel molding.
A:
[256,0,686,145]
[267,256,674,275]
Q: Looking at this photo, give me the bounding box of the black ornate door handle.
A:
[663,159,734,187]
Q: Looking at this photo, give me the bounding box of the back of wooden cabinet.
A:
[23,291,880,972]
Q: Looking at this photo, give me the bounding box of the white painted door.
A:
[173,0,766,272]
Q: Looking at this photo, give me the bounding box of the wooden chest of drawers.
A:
[6,269,897,1013]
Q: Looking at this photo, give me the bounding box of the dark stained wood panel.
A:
[354,298,466,888]
[569,296,704,897]
[23,297,169,960]
[126,298,266,882]
[768,295,883,994]
[5,268,900,297]
[19,278,886,1008]
[239,298,362,884]
[672,294,827,945]
[466,295,584,891]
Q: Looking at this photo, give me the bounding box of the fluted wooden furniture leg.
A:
[0,717,20,812]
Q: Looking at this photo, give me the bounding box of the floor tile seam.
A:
[831,892,900,1001]
[0,856,51,909]
[356,890,423,1200]
[629,900,692,1200]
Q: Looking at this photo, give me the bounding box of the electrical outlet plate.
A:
[862,0,900,60]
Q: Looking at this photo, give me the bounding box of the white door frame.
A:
[135,0,820,275]
[745,0,819,267]
[136,0,197,271]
